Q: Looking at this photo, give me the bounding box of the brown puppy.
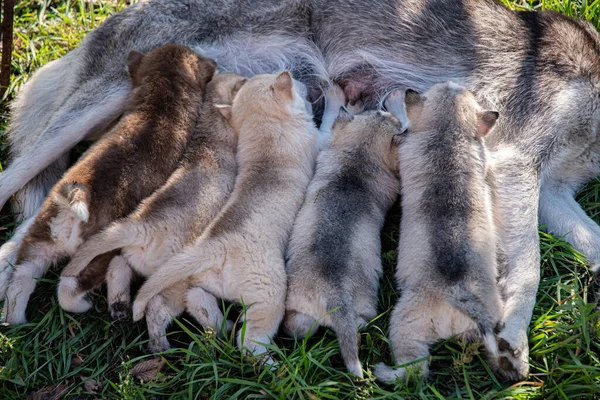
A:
[1,45,216,324]
[59,74,246,353]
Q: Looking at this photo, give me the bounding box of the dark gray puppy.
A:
[285,109,402,378]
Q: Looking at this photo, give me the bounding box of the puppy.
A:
[284,106,402,378]
[132,71,320,360]
[374,83,503,382]
[1,45,216,324]
[58,74,246,341]
[136,80,343,352]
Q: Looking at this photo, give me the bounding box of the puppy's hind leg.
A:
[373,292,435,383]
[2,241,59,324]
[235,268,287,363]
[106,255,134,319]
[0,214,38,299]
[282,310,318,339]
[145,285,186,353]
[186,285,232,336]
[58,250,118,313]
[330,302,363,378]
[0,77,130,210]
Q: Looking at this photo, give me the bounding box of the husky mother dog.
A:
[2,0,600,380]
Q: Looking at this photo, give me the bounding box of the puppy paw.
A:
[488,331,529,381]
[383,89,408,126]
[324,83,347,112]
[110,301,130,320]
[1,301,27,325]
[147,337,171,354]
[57,277,93,313]
[372,362,407,383]
[346,99,365,115]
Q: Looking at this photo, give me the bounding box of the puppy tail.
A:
[447,285,500,358]
[61,221,144,277]
[132,240,220,321]
[58,182,90,222]
[329,299,363,378]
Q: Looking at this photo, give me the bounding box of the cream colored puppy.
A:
[132,71,319,359]
[58,74,245,351]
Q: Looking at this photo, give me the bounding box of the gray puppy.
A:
[4,0,600,379]
[374,82,505,382]
[285,105,402,378]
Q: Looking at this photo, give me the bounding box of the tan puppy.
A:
[284,107,402,378]
[132,71,319,360]
[374,83,504,382]
[58,74,246,346]
[1,45,216,324]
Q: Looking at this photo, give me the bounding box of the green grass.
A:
[1,0,600,398]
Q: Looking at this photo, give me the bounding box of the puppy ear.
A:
[476,111,499,137]
[404,89,425,125]
[195,57,217,85]
[127,50,145,79]
[271,71,294,100]
[215,104,232,121]
[332,108,354,131]
[232,78,247,98]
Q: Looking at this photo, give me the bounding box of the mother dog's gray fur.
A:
[3,0,600,379]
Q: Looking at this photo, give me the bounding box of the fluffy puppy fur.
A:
[284,106,402,378]
[131,72,320,360]
[374,83,506,382]
[57,74,246,346]
[1,45,216,324]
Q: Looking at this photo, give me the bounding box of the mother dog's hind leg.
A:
[0,76,130,212]
[539,181,600,272]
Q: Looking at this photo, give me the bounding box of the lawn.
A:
[1,0,600,398]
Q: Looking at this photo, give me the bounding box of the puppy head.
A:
[127,44,217,89]
[210,73,248,122]
[228,71,313,129]
[403,82,498,141]
[331,110,404,175]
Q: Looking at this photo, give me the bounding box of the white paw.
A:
[383,89,408,126]
[372,362,407,383]
[57,277,92,313]
[2,302,28,325]
[132,300,146,322]
[345,99,365,115]
[346,360,364,379]
[324,83,347,112]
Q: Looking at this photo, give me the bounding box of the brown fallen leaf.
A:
[81,376,101,394]
[26,383,68,400]
[130,357,165,382]
[70,354,84,369]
